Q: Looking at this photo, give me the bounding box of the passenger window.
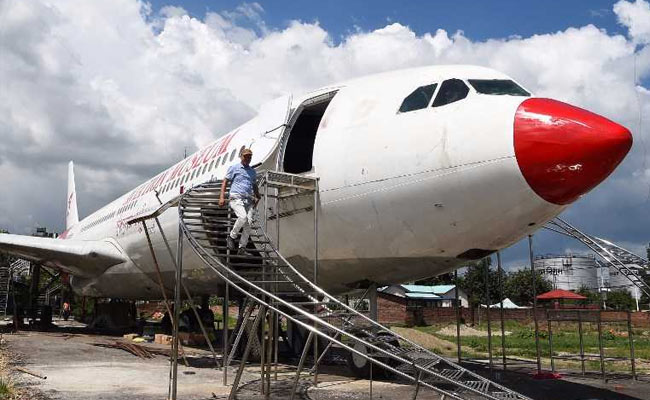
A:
[432,79,469,107]
[239,145,246,156]
[209,160,214,171]
[229,148,237,162]
[399,84,437,113]
[222,155,227,165]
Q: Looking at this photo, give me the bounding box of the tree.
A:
[457,258,504,307]
[607,289,636,310]
[414,272,454,286]
[504,268,552,306]
[576,285,601,306]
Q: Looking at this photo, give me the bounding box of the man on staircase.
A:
[218,148,261,255]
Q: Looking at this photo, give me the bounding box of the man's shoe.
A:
[237,248,252,257]
[226,236,236,250]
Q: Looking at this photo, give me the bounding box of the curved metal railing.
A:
[179,181,530,400]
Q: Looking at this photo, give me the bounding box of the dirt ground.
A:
[392,326,460,353]
[2,321,650,400]
[436,324,511,337]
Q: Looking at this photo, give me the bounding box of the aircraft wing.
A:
[0,233,126,278]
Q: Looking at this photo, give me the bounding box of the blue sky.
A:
[149,0,628,42]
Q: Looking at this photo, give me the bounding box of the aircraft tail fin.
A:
[66,161,79,230]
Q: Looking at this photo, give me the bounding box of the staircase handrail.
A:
[179,182,530,400]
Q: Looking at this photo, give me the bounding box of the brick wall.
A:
[376,293,650,328]
[378,293,407,324]
[631,311,650,327]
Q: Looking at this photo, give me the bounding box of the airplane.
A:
[0,64,633,302]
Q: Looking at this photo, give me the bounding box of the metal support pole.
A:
[313,180,320,387]
[529,235,542,375]
[170,223,183,400]
[259,186,268,397]
[369,361,373,400]
[260,307,266,396]
[312,318,318,387]
[264,175,269,233]
[628,311,636,379]
[497,252,506,370]
[273,311,279,381]
[597,311,606,382]
[484,258,493,375]
[547,313,555,373]
[412,370,422,400]
[10,270,19,332]
[151,219,208,366]
[290,331,314,400]
[229,305,266,400]
[369,282,378,324]
[228,302,255,367]
[265,311,273,394]
[223,283,229,385]
[455,269,461,363]
[273,180,280,381]
[578,311,585,375]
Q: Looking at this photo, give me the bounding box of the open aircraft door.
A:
[246,94,292,167]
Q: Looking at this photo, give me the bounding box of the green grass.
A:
[412,321,650,373]
[0,377,13,399]
[213,313,238,329]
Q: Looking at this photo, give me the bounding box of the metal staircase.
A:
[45,283,62,305]
[0,259,33,315]
[10,259,30,278]
[545,218,650,298]
[178,171,529,400]
[0,264,9,315]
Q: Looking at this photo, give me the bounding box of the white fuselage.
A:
[63,65,567,299]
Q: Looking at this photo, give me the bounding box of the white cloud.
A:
[614,0,650,44]
[0,0,649,252]
[159,5,187,18]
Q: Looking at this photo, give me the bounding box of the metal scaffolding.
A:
[454,221,644,381]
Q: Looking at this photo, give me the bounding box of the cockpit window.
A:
[468,79,530,96]
[432,79,469,107]
[398,84,437,113]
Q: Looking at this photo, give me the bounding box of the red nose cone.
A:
[514,98,632,205]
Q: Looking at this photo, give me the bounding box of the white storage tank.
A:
[608,264,643,300]
[534,254,601,292]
